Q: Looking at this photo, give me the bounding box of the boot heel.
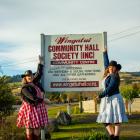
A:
[114,136,119,140]
[33,134,41,140]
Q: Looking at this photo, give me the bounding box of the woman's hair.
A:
[115,72,120,85]
[103,68,109,78]
[103,67,120,85]
[22,77,27,84]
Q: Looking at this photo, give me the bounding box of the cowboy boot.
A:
[114,136,119,140]
[109,135,114,140]
[33,134,41,140]
[45,131,51,140]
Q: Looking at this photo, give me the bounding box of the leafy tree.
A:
[47,92,61,103]
[120,84,139,115]
[0,76,16,121]
[121,84,139,101]
[60,93,67,103]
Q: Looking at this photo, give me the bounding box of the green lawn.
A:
[52,123,104,140]
[47,104,140,140]
[1,104,140,140]
[51,117,140,140]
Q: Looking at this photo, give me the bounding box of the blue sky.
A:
[0,0,140,76]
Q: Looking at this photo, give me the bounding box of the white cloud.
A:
[0,0,140,75]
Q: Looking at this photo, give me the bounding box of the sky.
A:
[0,0,140,76]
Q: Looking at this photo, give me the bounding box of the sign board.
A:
[41,33,107,92]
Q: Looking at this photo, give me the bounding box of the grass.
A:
[47,103,79,118]
[52,123,104,140]
[1,104,140,140]
[50,116,140,140]
[47,105,67,118]
[47,104,140,140]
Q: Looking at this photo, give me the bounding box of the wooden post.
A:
[67,96,71,115]
[67,103,71,115]
[128,100,132,115]
[93,92,97,113]
[79,92,83,113]
[93,98,97,113]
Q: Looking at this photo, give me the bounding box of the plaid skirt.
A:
[17,101,48,128]
[96,93,128,123]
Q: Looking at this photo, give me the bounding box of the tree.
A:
[47,92,62,103]
[60,93,67,103]
[0,76,16,121]
[120,84,139,115]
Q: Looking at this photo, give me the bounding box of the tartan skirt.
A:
[96,93,128,123]
[17,101,48,128]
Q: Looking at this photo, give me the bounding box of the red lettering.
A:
[85,44,99,51]
[52,52,79,60]
[81,52,94,59]
[55,36,92,45]
[55,37,68,44]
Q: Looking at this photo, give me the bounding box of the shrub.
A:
[0,114,25,140]
[0,76,16,120]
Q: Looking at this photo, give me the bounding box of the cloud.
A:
[0,0,140,75]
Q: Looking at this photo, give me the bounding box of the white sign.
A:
[41,33,106,92]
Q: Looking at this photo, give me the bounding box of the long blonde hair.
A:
[103,67,120,85]
[103,68,109,78]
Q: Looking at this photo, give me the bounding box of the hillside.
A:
[120,72,140,84]
[1,71,140,84]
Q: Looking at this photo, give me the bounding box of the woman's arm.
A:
[103,49,109,69]
[33,64,44,83]
[33,55,44,83]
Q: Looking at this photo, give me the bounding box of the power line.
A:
[109,30,140,42]
[2,59,38,67]
[1,57,36,65]
[109,25,140,36]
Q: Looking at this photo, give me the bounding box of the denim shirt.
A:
[99,52,120,98]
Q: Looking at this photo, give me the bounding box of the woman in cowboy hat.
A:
[96,49,128,140]
[17,56,48,140]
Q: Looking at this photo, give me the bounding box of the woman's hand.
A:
[95,95,99,100]
[103,47,107,53]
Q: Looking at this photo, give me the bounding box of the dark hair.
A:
[115,73,120,85]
